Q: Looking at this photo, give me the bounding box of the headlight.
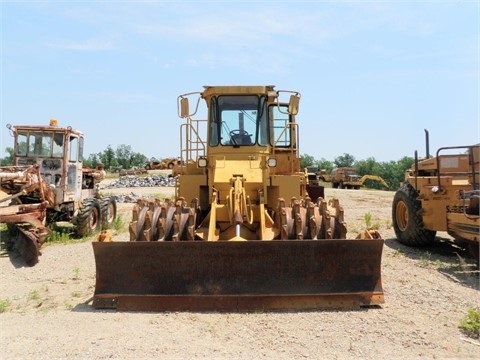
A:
[267,158,277,168]
[198,157,208,168]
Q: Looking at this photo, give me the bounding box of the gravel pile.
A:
[100,175,177,203]
[103,174,176,188]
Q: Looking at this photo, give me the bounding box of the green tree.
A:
[102,145,117,169]
[0,147,14,166]
[316,158,334,173]
[355,157,382,176]
[114,144,147,169]
[300,154,316,170]
[83,153,100,169]
[334,153,356,168]
[385,156,415,190]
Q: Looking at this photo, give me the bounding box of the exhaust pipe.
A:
[424,129,430,159]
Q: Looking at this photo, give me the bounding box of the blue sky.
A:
[1,1,478,163]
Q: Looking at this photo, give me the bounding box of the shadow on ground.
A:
[384,236,479,291]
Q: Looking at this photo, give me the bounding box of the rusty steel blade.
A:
[92,239,384,312]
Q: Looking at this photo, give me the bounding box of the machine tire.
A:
[392,183,436,246]
[4,223,18,251]
[167,162,174,169]
[76,198,102,237]
[100,196,117,230]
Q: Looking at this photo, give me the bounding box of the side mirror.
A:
[180,97,190,118]
[288,94,300,115]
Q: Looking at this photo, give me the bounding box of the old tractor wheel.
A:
[167,162,175,169]
[76,199,102,237]
[4,223,18,251]
[100,196,117,230]
[392,183,436,246]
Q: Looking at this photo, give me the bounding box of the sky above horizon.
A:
[1,1,478,163]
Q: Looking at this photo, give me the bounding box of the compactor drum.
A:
[92,86,384,311]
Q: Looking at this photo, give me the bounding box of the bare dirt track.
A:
[1,185,479,360]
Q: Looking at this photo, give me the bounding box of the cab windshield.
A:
[209,95,268,146]
[15,131,65,158]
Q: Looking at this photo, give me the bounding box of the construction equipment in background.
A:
[304,166,325,200]
[392,129,479,265]
[330,167,362,189]
[359,175,389,190]
[317,169,332,183]
[92,85,384,312]
[144,157,181,170]
[330,167,389,190]
[0,120,117,266]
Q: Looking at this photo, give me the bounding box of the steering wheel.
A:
[229,129,250,145]
[229,129,249,137]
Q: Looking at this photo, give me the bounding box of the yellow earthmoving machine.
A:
[92,85,384,312]
[330,167,362,189]
[392,130,479,265]
[358,175,390,190]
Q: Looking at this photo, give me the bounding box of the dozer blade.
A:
[92,239,384,312]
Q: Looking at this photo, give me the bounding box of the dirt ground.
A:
[0,183,479,359]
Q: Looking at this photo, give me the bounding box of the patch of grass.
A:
[371,221,381,230]
[64,301,74,310]
[459,308,480,339]
[395,248,406,257]
[419,251,432,266]
[72,267,80,280]
[28,290,40,301]
[111,215,125,232]
[45,229,72,244]
[363,212,372,228]
[71,291,81,298]
[0,298,11,313]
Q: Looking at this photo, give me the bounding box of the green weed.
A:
[371,221,381,230]
[64,301,74,310]
[0,298,11,313]
[45,229,71,244]
[28,290,40,301]
[459,308,480,339]
[395,248,405,257]
[420,251,432,266]
[111,215,125,231]
[364,212,372,228]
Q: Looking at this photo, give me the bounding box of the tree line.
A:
[0,144,149,172]
[0,145,414,190]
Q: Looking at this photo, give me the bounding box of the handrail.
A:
[179,117,206,164]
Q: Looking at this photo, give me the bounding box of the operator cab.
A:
[208,95,267,148]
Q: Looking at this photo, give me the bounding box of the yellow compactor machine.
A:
[92,85,384,311]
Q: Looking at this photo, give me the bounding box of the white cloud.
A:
[45,38,115,51]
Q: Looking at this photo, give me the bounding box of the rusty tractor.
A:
[0,120,117,266]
